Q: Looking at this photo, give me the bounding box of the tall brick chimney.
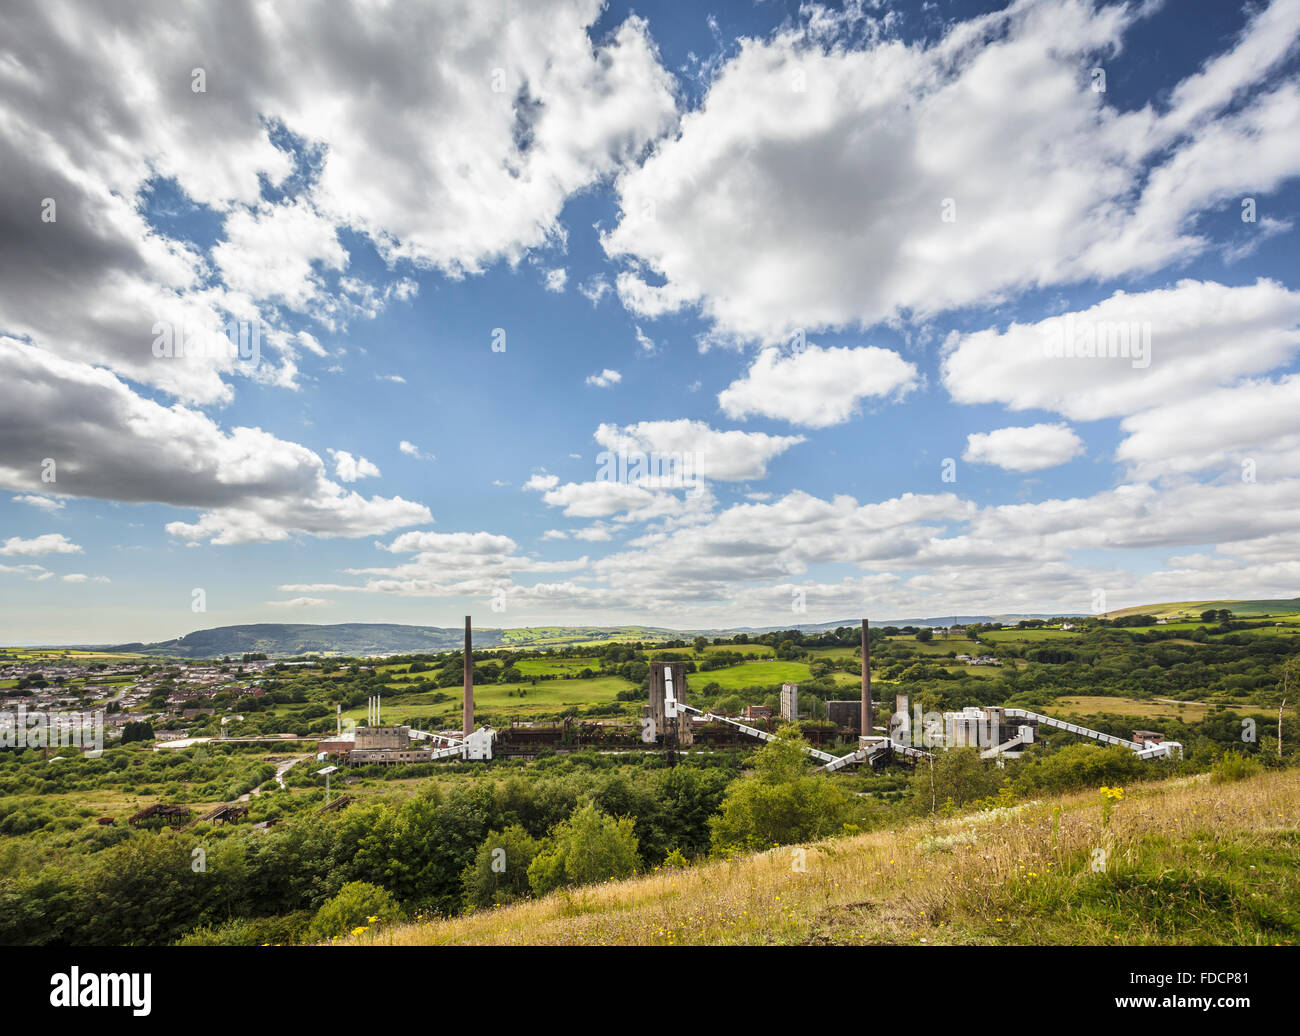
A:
[463,615,474,737]
[861,618,872,735]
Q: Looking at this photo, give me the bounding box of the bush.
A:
[177,910,313,946]
[527,804,640,896]
[908,748,1003,810]
[462,826,539,909]
[1211,750,1261,784]
[308,880,403,940]
[709,732,848,854]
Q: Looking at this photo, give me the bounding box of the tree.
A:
[462,826,539,909]
[693,636,709,655]
[1273,656,1300,760]
[527,804,640,896]
[121,721,154,744]
[916,629,933,643]
[709,731,848,854]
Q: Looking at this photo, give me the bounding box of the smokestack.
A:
[861,618,872,735]
[463,615,474,736]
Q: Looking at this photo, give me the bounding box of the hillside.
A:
[74,598,1298,659]
[1104,598,1300,620]
[351,769,1300,946]
[94,613,1077,658]
[108,623,507,659]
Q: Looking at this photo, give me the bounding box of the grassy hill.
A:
[348,768,1300,946]
[79,613,1081,659]
[110,623,508,658]
[1104,598,1300,620]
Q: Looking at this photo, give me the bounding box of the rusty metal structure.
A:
[128,803,193,828]
[646,660,694,760]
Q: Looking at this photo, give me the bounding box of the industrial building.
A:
[313,615,1181,772]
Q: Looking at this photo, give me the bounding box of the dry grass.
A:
[344,768,1300,947]
[1053,695,1277,722]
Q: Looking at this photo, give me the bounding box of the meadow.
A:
[350,768,1300,946]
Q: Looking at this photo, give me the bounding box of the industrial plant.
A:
[315,617,1183,769]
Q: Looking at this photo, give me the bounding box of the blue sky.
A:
[2,0,1299,643]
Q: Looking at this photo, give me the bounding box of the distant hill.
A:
[1103,598,1300,620]
[108,623,505,659]
[96,613,1079,658]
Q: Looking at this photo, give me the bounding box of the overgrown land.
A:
[356,765,1300,946]
[3,609,1299,945]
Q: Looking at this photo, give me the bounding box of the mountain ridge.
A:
[59,613,1080,658]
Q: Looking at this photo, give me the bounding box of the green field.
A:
[512,657,601,677]
[340,675,638,725]
[0,648,145,661]
[983,628,1079,642]
[691,660,812,690]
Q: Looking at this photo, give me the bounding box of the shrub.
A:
[462,826,539,909]
[527,804,640,896]
[309,881,403,940]
[709,732,848,854]
[1211,750,1261,784]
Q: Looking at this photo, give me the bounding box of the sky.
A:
[2,0,1300,644]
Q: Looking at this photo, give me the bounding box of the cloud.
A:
[718,344,918,426]
[0,533,82,556]
[543,268,568,292]
[579,276,612,305]
[399,440,434,461]
[1115,375,1300,481]
[0,338,430,545]
[634,326,657,354]
[585,368,622,388]
[524,473,560,492]
[280,529,589,599]
[0,563,53,581]
[327,449,381,482]
[12,495,65,513]
[941,280,1300,422]
[62,573,110,584]
[213,198,348,310]
[603,0,1300,343]
[964,424,1085,472]
[0,0,680,423]
[593,419,804,481]
[526,477,700,522]
[267,597,333,608]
